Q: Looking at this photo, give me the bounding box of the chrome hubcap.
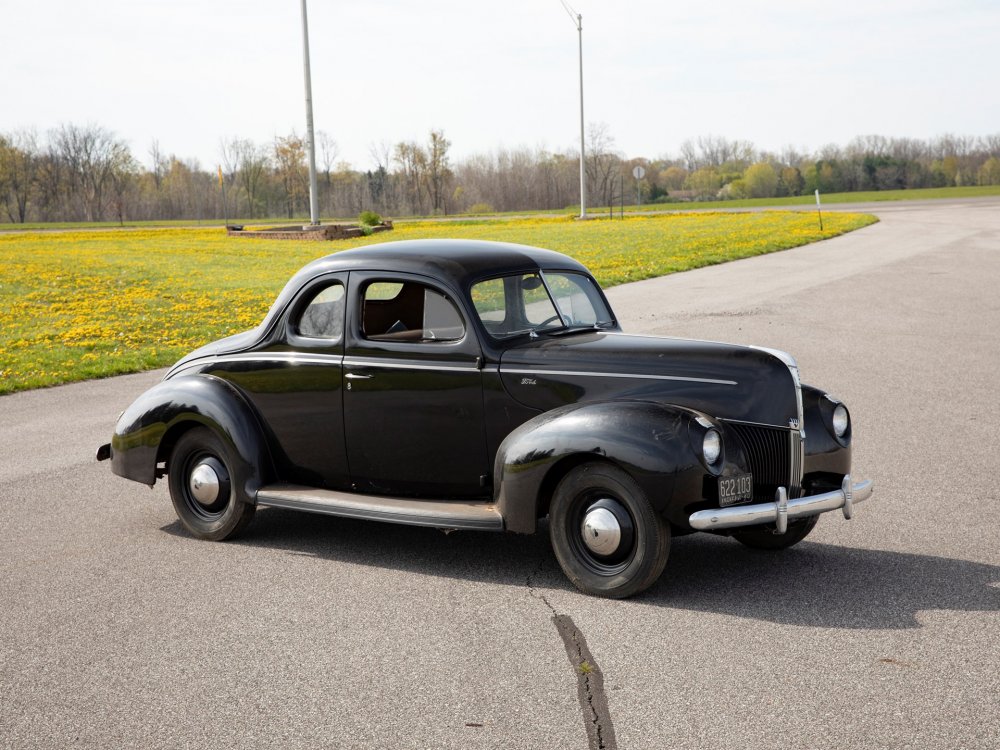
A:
[189,462,221,506]
[581,506,622,556]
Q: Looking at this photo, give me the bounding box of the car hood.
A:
[498,331,799,427]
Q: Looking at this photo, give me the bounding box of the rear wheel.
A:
[732,515,818,550]
[168,427,255,541]
[549,462,670,598]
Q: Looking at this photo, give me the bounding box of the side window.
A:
[520,273,557,325]
[544,272,599,326]
[470,277,507,333]
[470,273,561,338]
[296,282,345,340]
[362,280,465,342]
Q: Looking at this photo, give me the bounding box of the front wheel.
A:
[732,514,818,550]
[549,463,670,598]
[168,426,255,541]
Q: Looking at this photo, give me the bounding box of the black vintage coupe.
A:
[98,239,874,598]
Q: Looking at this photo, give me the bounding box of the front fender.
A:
[109,374,272,503]
[801,384,852,480]
[494,400,708,534]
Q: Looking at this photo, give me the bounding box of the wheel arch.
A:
[110,374,274,503]
[533,453,625,525]
[495,400,706,534]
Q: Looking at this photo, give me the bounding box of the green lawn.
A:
[0,211,877,394]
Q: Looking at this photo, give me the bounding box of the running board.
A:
[255,484,504,531]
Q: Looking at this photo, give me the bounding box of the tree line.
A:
[2,124,999,224]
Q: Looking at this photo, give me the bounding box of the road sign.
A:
[632,165,646,180]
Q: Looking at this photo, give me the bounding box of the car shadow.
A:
[161,509,1000,630]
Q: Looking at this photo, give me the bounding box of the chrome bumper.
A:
[688,475,874,533]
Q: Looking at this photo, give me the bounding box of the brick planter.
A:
[226,221,393,240]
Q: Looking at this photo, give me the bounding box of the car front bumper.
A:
[688,474,874,533]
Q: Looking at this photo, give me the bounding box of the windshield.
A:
[470,270,615,339]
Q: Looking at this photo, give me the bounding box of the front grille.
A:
[725,422,801,501]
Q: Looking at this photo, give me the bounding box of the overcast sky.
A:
[3,0,997,171]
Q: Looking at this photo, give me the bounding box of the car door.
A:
[218,273,350,490]
[342,271,489,499]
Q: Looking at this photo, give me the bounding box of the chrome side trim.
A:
[344,357,480,373]
[688,476,874,531]
[501,368,737,387]
[171,352,345,374]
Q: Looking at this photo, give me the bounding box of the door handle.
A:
[345,373,373,380]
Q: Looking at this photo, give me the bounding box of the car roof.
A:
[295,238,591,289]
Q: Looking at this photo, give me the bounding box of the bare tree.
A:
[220,137,269,218]
[109,149,140,225]
[681,135,755,171]
[980,134,1000,158]
[0,129,39,223]
[51,123,132,221]
[425,129,452,214]
[273,132,308,218]
[394,141,427,215]
[367,141,395,215]
[585,123,622,209]
[317,130,339,214]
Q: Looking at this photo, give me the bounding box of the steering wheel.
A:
[536,314,562,327]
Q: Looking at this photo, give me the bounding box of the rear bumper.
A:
[688,475,874,533]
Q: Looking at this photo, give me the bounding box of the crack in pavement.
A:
[528,562,618,750]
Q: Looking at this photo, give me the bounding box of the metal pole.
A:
[301,0,320,226]
[576,13,586,219]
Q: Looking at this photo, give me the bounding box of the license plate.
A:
[718,473,753,507]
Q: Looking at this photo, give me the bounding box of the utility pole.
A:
[561,1,586,219]
[300,0,320,226]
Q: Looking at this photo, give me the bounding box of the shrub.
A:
[359,210,382,227]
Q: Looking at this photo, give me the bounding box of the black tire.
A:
[168,426,255,541]
[549,462,670,599]
[732,514,818,550]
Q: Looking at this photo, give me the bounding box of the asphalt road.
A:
[2,199,999,749]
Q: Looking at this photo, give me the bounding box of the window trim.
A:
[285,277,347,348]
[359,277,468,345]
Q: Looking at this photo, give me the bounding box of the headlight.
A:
[832,404,849,437]
[702,429,722,465]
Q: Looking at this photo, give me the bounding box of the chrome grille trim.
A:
[722,421,805,502]
[789,428,804,499]
[748,345,807,498]
[724,422,791,502]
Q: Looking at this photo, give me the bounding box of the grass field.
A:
[0,211,877,394]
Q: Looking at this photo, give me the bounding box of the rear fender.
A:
[109,374,272,504]
[494,400,707,534]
